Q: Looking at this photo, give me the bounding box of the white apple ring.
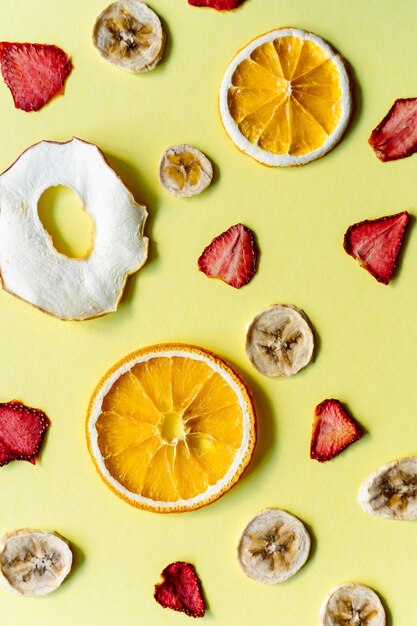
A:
[0,138,148,320]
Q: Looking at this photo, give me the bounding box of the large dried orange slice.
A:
[219,28,352,166]
[86,344,256,513]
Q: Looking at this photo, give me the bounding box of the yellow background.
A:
[1,0,417,624]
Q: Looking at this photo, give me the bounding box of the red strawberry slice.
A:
[344,211,410,284]
[154,562,205,618]
[0,401,50,466]
[369,98,417,162]
[198,223,258,289]
[188,0,245,10]
[310,399,363,463]
[0,42,72,112]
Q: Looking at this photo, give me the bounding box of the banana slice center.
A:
[106,14,151,56]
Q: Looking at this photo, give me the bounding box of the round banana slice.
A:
[93,0,166,73]
[320,584,386,626]
[0,529,73,596]
[159,145,213,198]
[237,509,311,584]
[359,456,417,520]
[245,304,315,377]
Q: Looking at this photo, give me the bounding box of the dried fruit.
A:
[320,584,386,626]
[0,138,148,320]
[0,529,72,596]
[344,211,410,285]
[369,98,417,162]
[358,456,417,521]
[188,0,245,10]
[310,399,362,463]
[93,0,166,73]
[198,223,257,289]
[159,145,213,198]
[0,42,72,112]
[87,343,256,513]
[0,401,49,466]
[154,562,205,618]
[219,28,352,166]
[237,509,311,584]
[245,304,314,377]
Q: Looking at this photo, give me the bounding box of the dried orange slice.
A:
[219,28,352,166]
[86,344,256,513]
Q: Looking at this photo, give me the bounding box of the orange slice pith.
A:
[86,344,256,513]
[219,28,352,166]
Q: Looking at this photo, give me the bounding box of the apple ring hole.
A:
[37,185,95,259]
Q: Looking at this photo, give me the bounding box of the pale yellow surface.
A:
[0,1,416,624]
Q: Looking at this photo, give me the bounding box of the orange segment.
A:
[187,403,243,449]
[188,434,236,484]
[170,356,216,413]
[101,371,160,425]
[229,88,280,124]
[273,36,303,79]
[231,59,279,90]
[291,39,329,81]
[87,345,256,513]
[131,358,173,413]
[289,97,327,156]
[250,41,284,78]
[141,445,179,501]
[174,440,209,499]
[258,99,291,153]
[238,95,286,144]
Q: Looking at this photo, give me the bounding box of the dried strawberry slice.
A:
[198,223,258,289]
[188,0,245,10]
[154,562,205,618]
[369,98,417,162]
[0,42,72,112]
[344,211,410,284]
[0,401,50,466]
[310,399,363,463]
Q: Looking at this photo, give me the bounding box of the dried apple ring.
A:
[0,138,148,320]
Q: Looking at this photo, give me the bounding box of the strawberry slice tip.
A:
[154,562,205,618]
[369,98,417,162]
[198,223,258,289]
[188,0,245,9]
[310,399,363,463]
[0,42,72,112]
[0,401,50,467]
[344,211,410,285]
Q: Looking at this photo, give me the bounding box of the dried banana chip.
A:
[245,304,315,377]
[237,509,311,584]
[159,145,213,198]
[0,529,72,596]
[93,0,166,73]
[320,584,386,626]
[359,456,417,520]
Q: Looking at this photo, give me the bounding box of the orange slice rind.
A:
[86,344,256,513]
[219,28,352,166]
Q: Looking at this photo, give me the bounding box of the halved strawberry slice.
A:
[0,401,50,466]
[0,42,72,112]
[198,223,258,289]
[154,562,205,618]
[188,0,245,9]
[369,98,417,162]
[343,211,410,284]
[310,399,363,463]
